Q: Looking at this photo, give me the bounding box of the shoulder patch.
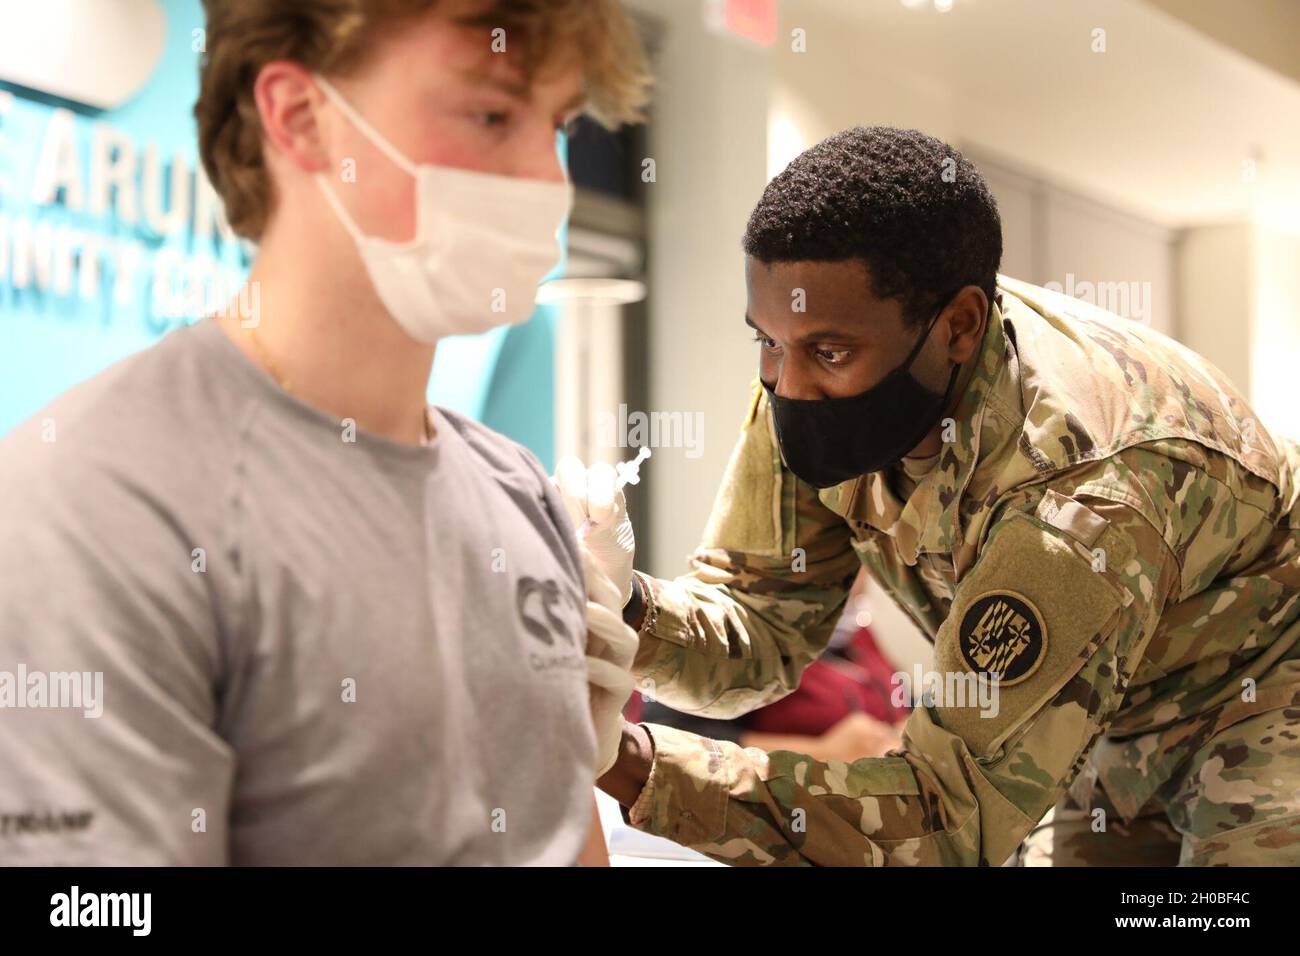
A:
[930,511,1124,757]
[958,590,1047,687]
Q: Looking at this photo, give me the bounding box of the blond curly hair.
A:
[195,0,651,240]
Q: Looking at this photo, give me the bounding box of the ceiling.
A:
[792,0,1300,231]
[1140,0,1300,88]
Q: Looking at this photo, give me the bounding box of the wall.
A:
[1177,224,1254,401]
[1179,222,1300,443]
[971,149,1177,336]
[1251,227,1300,441]
[624,0,774,578]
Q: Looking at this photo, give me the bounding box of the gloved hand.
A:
[554,457,636,606]
[581,544,638,777]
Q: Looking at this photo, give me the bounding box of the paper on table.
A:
[593,788,721,866]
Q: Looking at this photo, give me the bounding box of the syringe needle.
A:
[578,447,652,538]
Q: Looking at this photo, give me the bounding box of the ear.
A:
[944,285,990,364]
[253,60,331,174]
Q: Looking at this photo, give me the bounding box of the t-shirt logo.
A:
[516,576,581,649]
[958,591,1046,686]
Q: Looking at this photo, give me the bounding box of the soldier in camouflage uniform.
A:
[585,127,1300,866]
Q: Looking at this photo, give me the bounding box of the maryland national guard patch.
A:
[958,590,1047,686]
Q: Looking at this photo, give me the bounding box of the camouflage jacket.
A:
[627,275,1300,866]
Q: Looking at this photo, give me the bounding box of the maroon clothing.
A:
[629,625,907,736]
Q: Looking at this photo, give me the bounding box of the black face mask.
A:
[763,306,960,489]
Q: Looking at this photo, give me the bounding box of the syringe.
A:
[577,446,651,537]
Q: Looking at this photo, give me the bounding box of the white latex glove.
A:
[581,544,638,777]
[554,457,636,606]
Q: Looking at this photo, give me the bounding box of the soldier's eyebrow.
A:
[744,313,862,345]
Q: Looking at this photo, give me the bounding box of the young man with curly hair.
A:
[0,0,648,865]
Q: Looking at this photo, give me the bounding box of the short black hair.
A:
[743,126,1002,327]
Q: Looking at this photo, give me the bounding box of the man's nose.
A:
[773,362,823,401]
[516,131,569,184]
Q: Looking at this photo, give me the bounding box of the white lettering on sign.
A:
[2,105,250,321]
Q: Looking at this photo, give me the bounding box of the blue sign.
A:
[0,0,556,466]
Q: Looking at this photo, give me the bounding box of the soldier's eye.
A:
[817,348,852,365]
[753,332,779,352]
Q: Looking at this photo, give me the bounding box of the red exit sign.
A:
[705,0,778,47]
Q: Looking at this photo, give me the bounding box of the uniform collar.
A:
[822,292,1014,565]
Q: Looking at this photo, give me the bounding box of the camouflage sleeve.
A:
[627,474,1182,865]
[631,388,860,719]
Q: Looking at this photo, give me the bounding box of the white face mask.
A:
[313,74,573,343]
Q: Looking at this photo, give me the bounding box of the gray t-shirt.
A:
[0,318,596,865]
